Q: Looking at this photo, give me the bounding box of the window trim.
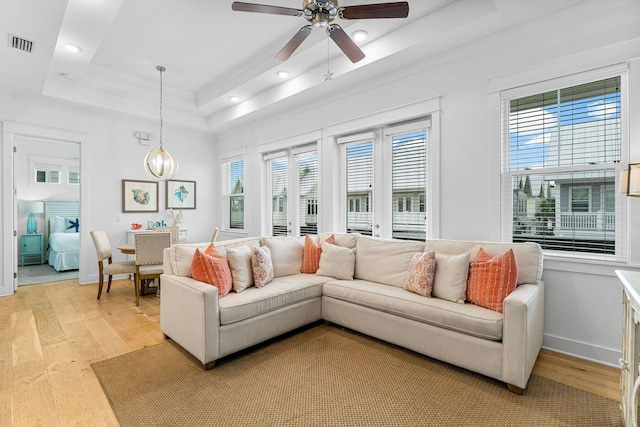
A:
[499,67,629,262]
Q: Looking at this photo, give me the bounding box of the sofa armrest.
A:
[501,280,545,389]
[160,274,220,366]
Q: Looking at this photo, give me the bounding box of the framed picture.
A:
[166,179,196,209]
[122,179,159,212]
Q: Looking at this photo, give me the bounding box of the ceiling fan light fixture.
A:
[352,30,368,42]
[143,65,178,180]
[277,70,290,79]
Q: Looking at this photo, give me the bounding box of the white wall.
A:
[212,1,640,365]
[0,97,216,293]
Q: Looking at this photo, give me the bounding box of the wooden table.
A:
[616,269,640,427]
[117,243,135,255]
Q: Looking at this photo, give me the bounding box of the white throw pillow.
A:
[226,245,254,292]
[432,252,470,303]
[316,242,356,280]
[263,236,304,277]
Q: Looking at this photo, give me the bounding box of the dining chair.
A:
[152,226,179,245]
[134,232,171,305]
[90,231,137,300]
[210,227,219,243]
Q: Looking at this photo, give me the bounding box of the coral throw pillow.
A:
[190,247,232,298]
[467,248,518,313]
[252,246,274,288]
[404,251,436,297]
[301,234,337,274]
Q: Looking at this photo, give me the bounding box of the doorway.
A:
[15,137,81,286]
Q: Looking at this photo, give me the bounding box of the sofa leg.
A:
[205,360,216,370]
[507,384,523,395]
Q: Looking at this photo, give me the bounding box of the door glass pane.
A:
[346,141,373,235]
[392,131,426,241]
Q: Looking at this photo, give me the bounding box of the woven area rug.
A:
[92,324,621,426]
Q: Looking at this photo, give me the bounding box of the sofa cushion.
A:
[319,232,357,248]
[323,279,503,341]
[424,239,542,285]
[218,274,331,325]
[316,242,356,280]
[404,251,436,297]
[251,246,274,288]
[432,253,470,303]
[226,245,254,292]
[262,236,305,277]
[467,248,518,313]
[166,238,260,277]
[354,236,426,288]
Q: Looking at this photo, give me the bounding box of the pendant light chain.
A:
[158,66,164,150]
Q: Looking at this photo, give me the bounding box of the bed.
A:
[45,200,80,271]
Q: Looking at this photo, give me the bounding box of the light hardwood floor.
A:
[0,278,621,426]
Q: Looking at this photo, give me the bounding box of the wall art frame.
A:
[166,179,196,209]
[122,179,159,212]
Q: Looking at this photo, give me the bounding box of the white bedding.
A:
[48,232,79,271]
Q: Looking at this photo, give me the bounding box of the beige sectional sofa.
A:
[160,233,544,392]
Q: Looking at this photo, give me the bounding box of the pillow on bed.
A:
[64,217,79,233]
[50,216,66,233]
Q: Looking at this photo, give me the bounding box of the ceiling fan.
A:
[231,1,409,63]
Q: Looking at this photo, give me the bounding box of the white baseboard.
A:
[543,333,620,367]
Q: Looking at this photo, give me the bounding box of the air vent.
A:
[8,34,34,53]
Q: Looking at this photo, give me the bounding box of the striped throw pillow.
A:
[466,248,518,313]
[191,246,232,298]
[301,234,336,274]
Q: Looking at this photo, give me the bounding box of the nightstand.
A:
[21,233,44,266]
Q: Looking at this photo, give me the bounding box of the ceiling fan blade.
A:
[327,25,365,63]
[275,25,313,61]
[340,2,409,19]
[231,2,302,17]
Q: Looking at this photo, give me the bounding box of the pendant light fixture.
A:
[144,65,178,180]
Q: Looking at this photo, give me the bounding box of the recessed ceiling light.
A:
[277,70,289,79]
[352,30,368,42]
[64,43,81,53]
[229,96,240,102]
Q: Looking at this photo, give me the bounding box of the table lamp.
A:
[19,200,44,234]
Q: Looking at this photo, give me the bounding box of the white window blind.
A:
[268,156,288,236]
[222,159,244,230]
[339,135,374,235]
[502,75,626,258]
[389,129,427,241]
[296,151,318,235]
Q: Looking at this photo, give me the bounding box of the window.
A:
[68,166,79,185]
[222,159,244,230]
[338,121,429,240]
[342,138,374,235]
[390,129,427,241]
[265,145,319,236]
[35,163,61,184]
[268,156,288,236]
[570,186,590,213]
[297,152,318,235]
[502,75,624,256]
